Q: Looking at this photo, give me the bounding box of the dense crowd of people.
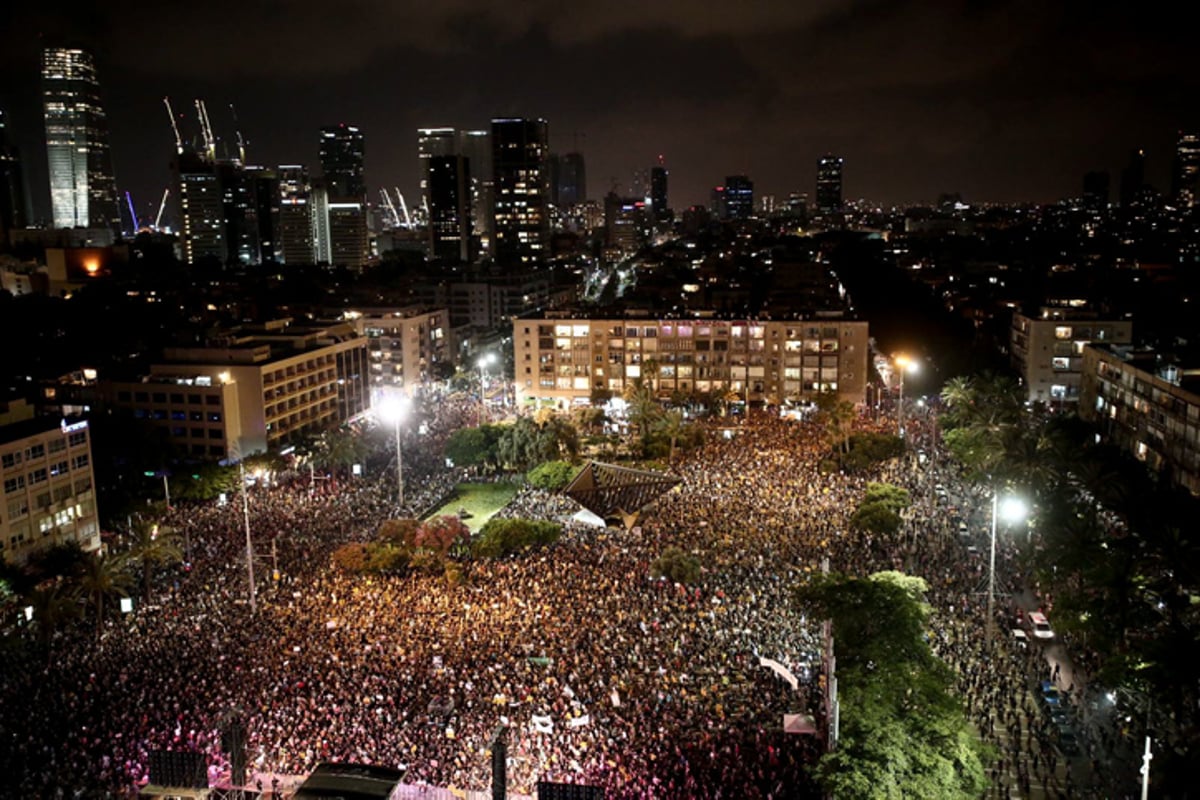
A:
[1,397,1114,798]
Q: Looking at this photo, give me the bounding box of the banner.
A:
[531,715,554,734]
[566,715,590,728]
[758,656,799,691]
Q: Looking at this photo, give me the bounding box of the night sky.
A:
[2,1,1197,223]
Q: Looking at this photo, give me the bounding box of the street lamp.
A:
[477,353,497,426]
[894,354,918,437]
[987,493,1028,637]
[376,392,410,507]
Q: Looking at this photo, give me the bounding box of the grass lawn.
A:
[424,481,521,532]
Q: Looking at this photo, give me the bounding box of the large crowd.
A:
[0,396,1118,799]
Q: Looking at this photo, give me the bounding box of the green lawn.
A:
[424,481,521,532]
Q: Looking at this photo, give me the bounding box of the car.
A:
[958,520,970,536]
[1028,611,1055,640]
[1039,681,1063,708]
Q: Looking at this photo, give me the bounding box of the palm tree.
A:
[125,519,183,604]
[654,409,688,463]
[624,381,663,442]
[76,551,133,639]
[28,583,81,655]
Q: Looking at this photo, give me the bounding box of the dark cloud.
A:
[2,0,1197,221]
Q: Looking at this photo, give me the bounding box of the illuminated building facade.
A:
[428,155,471,263]
[513,315,869,408]
[1080,344,1200,497]
[42,48,121,234]
[277,166,315,265]
[346,307,451,394]
[492,118,550,267]
[175,150,225,264]
[1011,309,1133,404]
[1,406,100,563]
[816,156,843,212]
[318,124,366,200]
[723,175,754,220]
[1172,132,1200,209]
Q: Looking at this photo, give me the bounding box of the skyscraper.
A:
[0,109,29,239]
[417,128,457,203]
[174,150,225,264]
[1172,132,1199,209]
[1082,171,1110,210]
[491,117,550,267]
[816,155,843,212]
[723,175,754,220]
[1119,148,1145,209]
[428,154,471,263]
[318,124,366,200]
[41,47,120,234]
[277,165,315,265]
[458,130,493,253]
[557,152,587,207]
[650,162,669,227]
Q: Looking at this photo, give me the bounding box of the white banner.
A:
[531,715,554,734]
[758,656,799,691]
[566,714,590,728]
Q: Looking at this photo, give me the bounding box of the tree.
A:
[414,515,471,560]
[124,519,183,603]
[28,583,81,654]
[650,546,702,585]
[445,424,502,468]
[526,460,579,491]
[653,409,688,463]
[796,571,989,799]
[473,518,563,558]
[377,518,420,548]
[624,381,663,442]
[815,392,856,455]
[849,503,902,536]
[76,551,133,639]
[170,462,237,502]
[862,482,911,513]
[315,427,368,471]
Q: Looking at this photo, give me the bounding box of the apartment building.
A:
[1,405,100,563]
[1011,308,1132,403]
[343,307,451,395]
[1079,344,1200,496]
[513,313,869,408]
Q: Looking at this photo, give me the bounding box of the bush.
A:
[651,546,702,585]
[838,432,905,473]
[377,518,420,547]
[863,482,911,512]
[473,517,563,558]
[363,542,410,574]
[415,515,471,558]
[526,460,579,491]
[444,561,465,587]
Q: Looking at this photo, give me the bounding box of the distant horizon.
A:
[2,2,1197,223]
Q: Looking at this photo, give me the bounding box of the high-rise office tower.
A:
[318,124,366,200]
[0,109,29,239]
[277,165,315,265]
[1119,148,1146,209]
[650,162,669,226]
[458,130,493,253]
[174,150,225,264]
[41,47,120,233]
[428,154,471,263]
[816,155,844,212]
[1082,171,1110,210]
[328,201,369,269]
[245,166,280,263]
[311,181,332,264]
[723,175,754,220]
[1172,132,1199,209]
[491,117,550,267]
[557,152,586,207]
[417,127,457,203]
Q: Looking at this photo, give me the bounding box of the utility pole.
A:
[1140,736,1152,800]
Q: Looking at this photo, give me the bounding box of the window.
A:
[28,468,48,486]
[49,460,69,477]
[188,394,202,404]
[134,391,149,402]
[170,393,184,404]
[53,485,72,503]
[1,452,19,469]
[171,410,187,421]
[1052,357,1071,370]
[70,454,89,470]
[48,438,66,454]
[6,497,28,519]
[4,476,25,494]
[35,491,52,508]
[25,444,45,460]
[208,429,223,439]
[1054,326,1072,340]
[206,395,220,406]
[151,392,166,403]
[74,477,92,494]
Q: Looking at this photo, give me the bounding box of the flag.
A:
[758,656,799,691]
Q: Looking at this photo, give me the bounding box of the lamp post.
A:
[894,354,918,437]
[477,353,496,426]
[987,493,1028,637]
[238,461,256,614]
[377,392,409,507]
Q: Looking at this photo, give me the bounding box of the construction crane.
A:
[379,189,401,228]
[154,188,170,230]
[163,97,183,154]
[394,188,413,228]
[195,99,216,160]
[125,191,141,232]
[229,103,246,164]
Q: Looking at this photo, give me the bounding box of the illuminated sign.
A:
[60,419,89,434]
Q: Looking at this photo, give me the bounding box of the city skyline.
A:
[0,2,1197,225]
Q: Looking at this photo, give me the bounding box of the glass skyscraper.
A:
[41,47,120,232]
[816,155,843,212]
[491,117,550,267]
